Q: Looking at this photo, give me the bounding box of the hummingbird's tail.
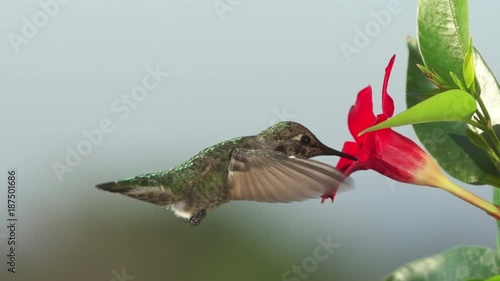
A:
[96,173,160,193]
[95,181,127,193]
[96,174,181,206]
[96,178,138,193]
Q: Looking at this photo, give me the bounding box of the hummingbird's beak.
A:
[321,143,358,161]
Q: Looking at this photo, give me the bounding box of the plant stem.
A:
[473,95,500,157]
[467,118,500,159]
[486,175,500,188]
[489,130,500,156]
[488,150,500,163]
[475,110,486,123]
[466,119,489,131]
[494,188,500,254]
[477,95,492,122]
[436,176,500,220]
[485,129,500,159]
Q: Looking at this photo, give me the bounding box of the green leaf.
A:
[406,37,499,185]
[362,89,475,134]
[466,129,493,153]
[474,48,500,180]
[464,39,476,89]
[474,277,500,281]
[385,246,500,281]
[474,49,500,127]
[417,64,453,89]
[450,72,466,91]
[495,188,500,254]
[466,277,500,281]
[418,0,470,88]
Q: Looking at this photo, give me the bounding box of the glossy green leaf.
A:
[406,37,498,184]
[418,0,470,88]
[417,64,453,89]
[474,49,500,186]
[362,89,475,134]
[495,188,500,253]
[474,49,500,128]
[467,277,500,281]
[464,39,476,89]
[385,246,500,281]
[466,277,500,281]
[450,72,466,91]
[486,276,500,281]
[466,129,494,153]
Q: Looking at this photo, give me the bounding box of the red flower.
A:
[321,55,500,220]
[322,55,447,202]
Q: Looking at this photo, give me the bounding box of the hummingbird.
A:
[96,121,356,226]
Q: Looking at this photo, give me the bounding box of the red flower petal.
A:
[321,193,336,204]
[348,86,376,143]
[336,141,360,172]
[357,127,428,183]
[329,55,454,205]
[382,55,396,117]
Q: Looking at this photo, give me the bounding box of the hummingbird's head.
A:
[258,121,357,160]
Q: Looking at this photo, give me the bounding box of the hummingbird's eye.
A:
[300,135,311,145]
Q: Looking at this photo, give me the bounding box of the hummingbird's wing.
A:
[228,148,347,203]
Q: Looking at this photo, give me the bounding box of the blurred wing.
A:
[228,148,348,203]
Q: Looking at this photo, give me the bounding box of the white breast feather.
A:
[170,201,192,219]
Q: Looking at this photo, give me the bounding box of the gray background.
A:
[1,0,499,280]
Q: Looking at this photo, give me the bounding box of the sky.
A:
[1,0,499,280]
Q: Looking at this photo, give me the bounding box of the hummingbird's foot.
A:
[188,209,206,226]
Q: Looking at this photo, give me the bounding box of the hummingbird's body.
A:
[96,121,355,225]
